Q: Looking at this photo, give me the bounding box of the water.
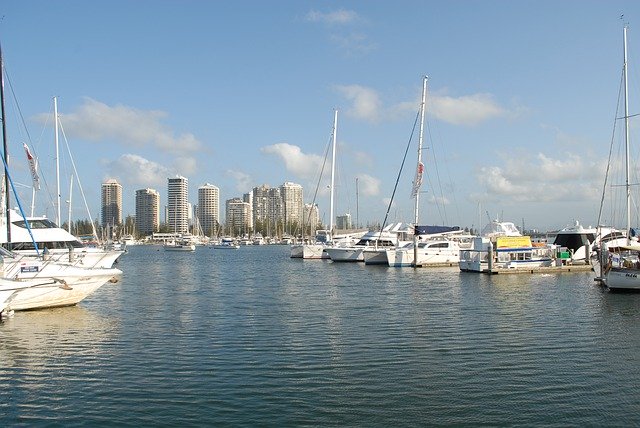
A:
[1,245,640,426]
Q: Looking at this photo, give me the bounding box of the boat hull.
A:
[604,267,640,291]
[325,247,364,262]
[6,267,122,311]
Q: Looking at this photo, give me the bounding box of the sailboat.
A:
[290,109,338,259]
[0,46,122,313]
[596,26,640,291]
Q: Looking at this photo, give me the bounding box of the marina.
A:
[2,244,640,425]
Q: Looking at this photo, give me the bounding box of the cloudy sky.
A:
[1,0,639,231]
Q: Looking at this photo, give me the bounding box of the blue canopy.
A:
[414,225,460,235]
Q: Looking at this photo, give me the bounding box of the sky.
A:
[1,0,640,233]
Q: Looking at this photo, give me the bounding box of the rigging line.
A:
[428,116,459,225]
[58,119,98,240]
[379,105,421,234]
[597,67,624,229]
[423,121,446,225]
[4,65,33,146]
[304,129,333,234]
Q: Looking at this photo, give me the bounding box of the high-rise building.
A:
[336,213,352,230]
[304,203,320,230]
[225,197,251,236]
[101,179,122,228]
[167,175,189,234]
[280,181,303,226]
[198,183,220,236]
[135,188,160,235]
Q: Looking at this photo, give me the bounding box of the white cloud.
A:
[334,85,381,122]
[104,154,171,187]
[261,143,324,180]
[173,156,198,176]
[335,84,509,126]
[430,93,506,126]
[37,98,203,154]
[356,174,380,196]
[475,151,601,203]
[225,170,252,193]
[305,9,360,25]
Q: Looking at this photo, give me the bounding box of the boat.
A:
[1,208,123,268]
[163,239,196,252]
[361,223,414,265]
[0,276,73,316]
[596,26,640,291]
[211,237,240,249]
[552,221,625,265]
[387,227,474,267]
[325,224,407,262]
[458,219,556,273]
[290,110,339,259]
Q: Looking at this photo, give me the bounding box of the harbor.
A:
[2,244,639,426]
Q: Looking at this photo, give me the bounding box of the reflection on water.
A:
[1,245,640,425]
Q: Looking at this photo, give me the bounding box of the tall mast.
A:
[413,76,427,266]
[329,109,337,236]
[624,26,631,242]
[54,96,61,226]
[0,45,11,247]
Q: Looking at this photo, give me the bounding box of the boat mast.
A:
[413,76,427,266]
[54,96,61,226]
[329,109,337,238]
[0,45,10,247]
[623,26,631,243]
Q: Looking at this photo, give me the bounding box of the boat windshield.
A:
[13,219,60,229]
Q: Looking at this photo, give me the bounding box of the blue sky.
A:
[1,0,639,232]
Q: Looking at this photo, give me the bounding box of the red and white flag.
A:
[410,161,424,198]
[23,143,40,190]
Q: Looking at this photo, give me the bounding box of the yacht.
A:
[325,224,408,263]
[1,209,123,268]
[459,220,555,273]
[386,228,474,267]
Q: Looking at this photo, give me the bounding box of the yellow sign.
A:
[496,236,532,249]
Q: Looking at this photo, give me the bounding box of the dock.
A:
[471,264,594,275]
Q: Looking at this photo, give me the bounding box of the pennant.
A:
[410,161,424,198]
[23,143,40,190]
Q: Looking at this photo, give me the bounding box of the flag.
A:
[23,143,40,190]
[410,161,424,198]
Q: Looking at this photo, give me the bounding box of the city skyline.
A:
[2,1,640,232]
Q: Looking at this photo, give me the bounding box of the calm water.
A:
[1,244,640,426]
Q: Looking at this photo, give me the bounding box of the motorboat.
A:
[0,209,124,268]
[459,220,555,272]
[325,224,408,262]
[386,228,474,267]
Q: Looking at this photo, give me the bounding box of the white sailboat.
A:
[290,110,338,259]
[0,47,122,312]
[597,26,640,291]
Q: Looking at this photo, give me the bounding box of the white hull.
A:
[0,278,67,314]
[325,247,364,262]
[290,244,328,259]
[212,244,240,249]
[6,267,122,311]
[362,248,389,265]
[164,244,196,252]
[387,247,460,267]
[604,267,640,291]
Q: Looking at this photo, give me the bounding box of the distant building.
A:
[303,203,320,231]
[198,183,220,236]
[336,213,352,230]
[135,188,160,235]
[101,179,122,228]
[225,197,251,236]
[280,181,304,227]
[167,175,189,234]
